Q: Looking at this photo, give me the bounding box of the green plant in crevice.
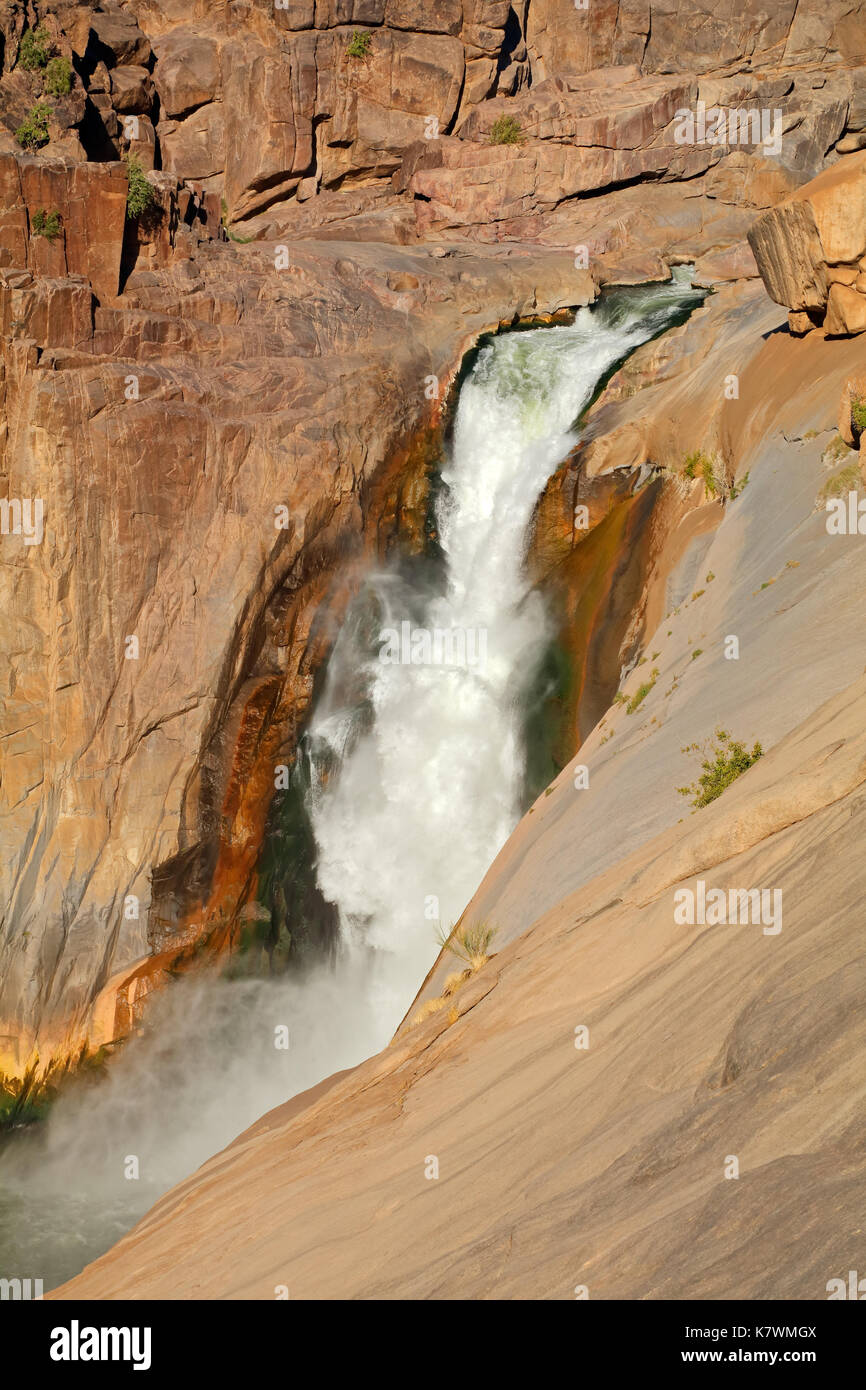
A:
[729,470,749,499]
[677,729,763,809]
[31,208,61,239]
[125,153,154,218]
[489,114,524,145]
[345,31,372,60]
[19,25,51,71]
[15,102,51,149]
[626,668,659,714]
[220,196,254,244]
[851,396,866,435]
[44,55,73,97]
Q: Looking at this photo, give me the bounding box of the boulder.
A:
[825,280,866,334]
[91,10,153,67]
[160,103,226,185]
[152,28,221,119]
[109,65,153,115]
[748,149,866,332]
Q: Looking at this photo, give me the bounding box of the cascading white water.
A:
[305,269,706,1034]
[0,271,704,1291]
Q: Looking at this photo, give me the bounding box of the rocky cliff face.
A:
[56,306,866,1297]
[749,149,866,335]
[1,0,866,1083]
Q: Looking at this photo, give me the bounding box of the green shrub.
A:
[345,31,372,59]
[19,25,51,71]
[31,208,61,239]
[677,729,763,809]
[15,103,51,150]
[489,114,524,145]
[851,396,866,434]
[125,154,154,218]
[44,55,73,97]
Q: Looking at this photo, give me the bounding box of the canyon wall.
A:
[57,301,866,1299]
[1,0,866,1078]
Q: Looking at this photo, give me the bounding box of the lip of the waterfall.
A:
[442,272,709,454]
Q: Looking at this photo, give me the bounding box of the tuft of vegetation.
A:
[823,434,853,465]
[408,925,498,1028]
[220,196,254,244]
[19,25,51,72]
[818,461,861,506]
[691,647,703,660]
[345,30,372,60]
[682,450,701,479]
[489,114,524,145]
[851,396,866,435]
[626,668,659,714]
[31,208,61,239]
[44,55,73,97]
[683,450,748,501]
[729,470,749,499]
[125,153,154,218]
[677,729,763,809]
[443,968,472,997]
[411,996,447,1026]
[436,920,498,970]
[15,102,51,149]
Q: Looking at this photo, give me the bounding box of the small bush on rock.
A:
[125,154,154,218]
[345,31,372,59]
[45,56,73,97]
[16,103,51,149]
[489,115,524,145]
[678,729,763,809]
[19,26,51,71]
[32,208,61,240]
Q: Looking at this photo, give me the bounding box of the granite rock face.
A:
[0,0,866,1076]
[748,150,866,333]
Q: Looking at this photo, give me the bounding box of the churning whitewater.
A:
[305,270,705,1027]
[0,273,703,1292]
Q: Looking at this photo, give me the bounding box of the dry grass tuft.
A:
[410,996,447,1027]
[436,920,499,971]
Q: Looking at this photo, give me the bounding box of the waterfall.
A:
[0,271,704,1290]
[304,269,706,1031]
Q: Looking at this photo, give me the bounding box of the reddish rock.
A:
[0,153,127,301]
[151,28,221,119]
[91,9,153,67]
[109,65,153,115]
[825,280,866,334]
